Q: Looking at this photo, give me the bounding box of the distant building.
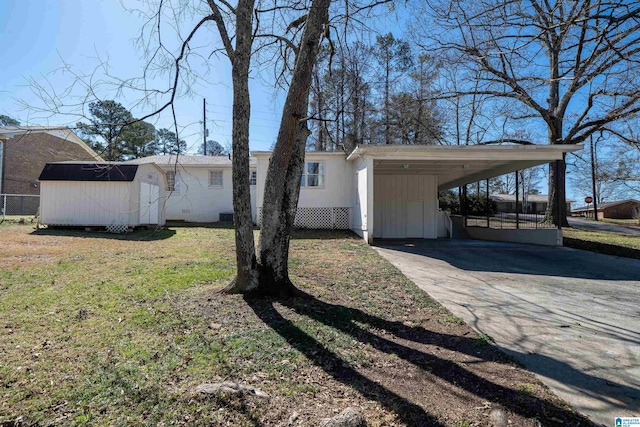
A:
[0,126,100,195]
[491,194,573,214]
[571,199,640,219]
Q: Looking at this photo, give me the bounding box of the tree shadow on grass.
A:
[246,289,596,426]
[244,294,444,426]
[32,227,176,241]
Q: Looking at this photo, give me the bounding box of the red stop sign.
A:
[585,196,593,204]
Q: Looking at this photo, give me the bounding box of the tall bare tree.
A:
[24,0,385,296]
[371,33,413,145]
[207,0,334,294]
[420,0,640,225]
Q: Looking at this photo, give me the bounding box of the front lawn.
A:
[1,224,592,426]
[601,218,640,229]
[563,228,640,259]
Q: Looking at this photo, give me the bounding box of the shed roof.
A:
[39,163,139,182]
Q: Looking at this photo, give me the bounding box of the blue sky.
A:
[0,1,284,152]
[0,2,611,201]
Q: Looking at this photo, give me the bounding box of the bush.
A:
[439,190,497,215]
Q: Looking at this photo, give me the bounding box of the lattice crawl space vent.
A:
[106,224,129,233]
[257,207,350,230]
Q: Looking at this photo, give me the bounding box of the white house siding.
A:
[164,167,257,222]
[297,154,352,208]
[373,174,438,239]
[255,152,352,229]
[40,181,131,226]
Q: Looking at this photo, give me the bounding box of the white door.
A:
[374,174,438,239]
[139,182,160,225]
[406,200,424,238]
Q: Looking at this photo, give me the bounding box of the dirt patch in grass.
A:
[0,226,593,426]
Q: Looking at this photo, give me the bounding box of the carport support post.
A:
[462,184,467,228]
[515,171,520,229]
[366,155,375,244]
[556,160,562,230]
[486,179,490,228]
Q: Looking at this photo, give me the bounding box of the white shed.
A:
[38,162,167,231]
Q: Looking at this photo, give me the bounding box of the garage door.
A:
[373,174,437,239]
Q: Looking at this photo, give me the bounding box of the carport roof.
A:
[346,144,581,191]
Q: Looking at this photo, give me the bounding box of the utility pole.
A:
[590,135,599,221]
[203,98,207,156]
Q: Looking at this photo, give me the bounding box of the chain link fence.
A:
[1,194,40,217]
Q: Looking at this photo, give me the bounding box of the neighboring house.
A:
[571,199,640,219]
[491,194,574,214]
[39,162,166,230]
[0,126,100,195]
[124,155,258,223]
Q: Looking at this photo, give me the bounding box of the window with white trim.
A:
[209,170,223,187]
[300,161,324,188]
[166,171,176,191]
[250,170,257,186]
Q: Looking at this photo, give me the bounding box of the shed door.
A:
[140,182,160,225]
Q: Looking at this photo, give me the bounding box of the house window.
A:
[250,170,257,186]
[166,171,176,191]
[300,161,324,188]
[209,170,223,187]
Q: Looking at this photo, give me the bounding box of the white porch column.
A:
[365,155,374,244]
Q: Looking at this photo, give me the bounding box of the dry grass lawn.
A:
[0,223,593,426]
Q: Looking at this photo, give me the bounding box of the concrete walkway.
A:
[568,217,640,235]
[374,239,640,427]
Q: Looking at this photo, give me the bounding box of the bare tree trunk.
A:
[258,0,331,297]
[546,156,568,227]
[543,117,569,227]
[384,60,390,145]
[221,0,259,293]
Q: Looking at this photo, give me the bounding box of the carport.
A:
[347,144,581,244]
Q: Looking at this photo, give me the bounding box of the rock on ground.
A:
[320,407,367,427]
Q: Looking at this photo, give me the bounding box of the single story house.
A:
[571,199,640,219]
[138,144,578,242]
[38,162,166,231]
[491,194,574,214]
[40,144,581,242]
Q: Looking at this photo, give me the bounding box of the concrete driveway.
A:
[374,239,640,427]
[568,217,640,235]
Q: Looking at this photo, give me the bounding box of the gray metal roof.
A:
[123,155,257,167]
